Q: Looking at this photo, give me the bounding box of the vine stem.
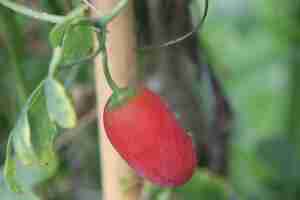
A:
[25,80,46,110]
[99,0,128,24]
[0,0,88,23]
[0,0,64,23]
[99,31,120,92]
[48,47,64,77]
[140,0,209,50]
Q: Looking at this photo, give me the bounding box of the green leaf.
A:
[62,22,93,63]
[45,78,77,128]
[49,17,93,62]
[12,113,36,166]
[2,81,60,193]
[28,90,59,171]
[3,81,60,193]
[4,135,23,193]
[1,167,41,199]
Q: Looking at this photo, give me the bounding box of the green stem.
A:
[92,0,130,93]
[0,0,127,25]
[26,80,46,110]
[0,0,65,23]
[99,32,120,92]
[100,0,128,24]
[0,0,88,24]
[48,47,64,77]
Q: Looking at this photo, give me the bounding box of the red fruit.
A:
[103,87,197,187]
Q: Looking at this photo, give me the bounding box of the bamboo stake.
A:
[92,0,142,200]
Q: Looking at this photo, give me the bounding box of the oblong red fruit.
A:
[103,88,197,187]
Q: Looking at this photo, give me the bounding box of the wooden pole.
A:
[92,0,142,200]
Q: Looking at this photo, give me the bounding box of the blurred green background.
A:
[0,0,299,199]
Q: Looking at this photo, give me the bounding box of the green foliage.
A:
[0,1,99,192]
[3,84,59,192]
[0,0,98,197]
[1,0,100,194]
[1,158,59,199]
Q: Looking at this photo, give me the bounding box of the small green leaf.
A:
[62,23,93,63]
[45,78,77,128]
[49,17,93,61]
[4,135,22,193]
[12,113,37,166]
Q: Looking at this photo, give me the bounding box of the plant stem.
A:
[99,32,120,92]
[48,47,64,77]
[0,0,64,23]
[100,0,128,24]
[0,0,88,24]
[26,80,46,109]
[94,0,131,93]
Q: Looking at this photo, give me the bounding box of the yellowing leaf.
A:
[4,135,23,193]
[12,113,36,166]
[45,78,77,128]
